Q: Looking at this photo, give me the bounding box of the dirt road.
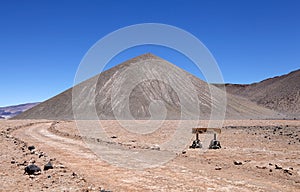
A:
[5,120,299,191]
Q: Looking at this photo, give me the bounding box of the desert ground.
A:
[1,119,300,191]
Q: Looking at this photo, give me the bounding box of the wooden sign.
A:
[192,128,221,134]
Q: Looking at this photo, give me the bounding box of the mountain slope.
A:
[14,53,282,120]
[225,69,300,118]
[0,103,40,119]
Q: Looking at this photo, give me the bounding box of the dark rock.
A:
[275,164,282,169]
[233,161,243,165]
[24,164,41,175]
[111,136,117,139]
[18,160,27,166]
[44,162,53,171]
[150,144,160,151]
[28,146,35,151]
[256,166,267,169]
[215,166,222,170]
[100,189,112,192]
[284,169,292,175]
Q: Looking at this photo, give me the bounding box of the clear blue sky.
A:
[1,0,299,107]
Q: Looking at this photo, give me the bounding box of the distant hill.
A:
[0,102,40,119]
[14,53,283,120]
[223,69,300,119]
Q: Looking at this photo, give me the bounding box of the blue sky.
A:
[0,0,299,107]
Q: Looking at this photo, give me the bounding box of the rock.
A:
[28,146,35,151]
[44,162,53,171]
[182,150,186,154]
[111,136,117,139]
[24,164,41,175]
[56,164,65,169]
[215,166,222,170]
[233,161,243,165]
[284,169,292,175]
[256,166,267,169]
[100,189,112,192]
[18,160,27,166]
[72,172,77,177]
[150,144,160,151]
[275,164,282,169]
[29,159,36,164]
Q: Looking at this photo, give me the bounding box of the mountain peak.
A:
[127,53,162,63]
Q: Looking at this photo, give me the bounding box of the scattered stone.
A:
[44,162,54,171]
[111,136,117,139]
[233,161,243,165]
[150,144,160,151]
[29,175,35,179]
[100,189,112,192]
[29,159,36,164]
[256,166,267,169]
[182,150,186,154]
[269,169,273,172]
[72,172,77,177]
[56,164,65,169]
[28,146,35,151]
[18,160,27,166]
[24,164,41,175]
[11,160,16,164]
[275,164,282,169]
[215,166,222,170]
[284,169,292,175]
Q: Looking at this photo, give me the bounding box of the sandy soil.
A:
[1,119,300,191]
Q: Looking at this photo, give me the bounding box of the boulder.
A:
[24,164,41,175]
[28,146,35,151]
[44,162,53,171]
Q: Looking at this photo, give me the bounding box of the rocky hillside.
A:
[224,69,300,119]
[0,103,40,119]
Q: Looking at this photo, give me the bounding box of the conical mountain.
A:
[14,53,283,120]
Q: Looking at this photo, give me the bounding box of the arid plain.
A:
[1,119,300,191]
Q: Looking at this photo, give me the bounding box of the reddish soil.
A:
[1,119,300,191]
